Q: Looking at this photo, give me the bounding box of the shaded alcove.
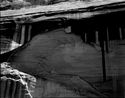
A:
[0,2,125,97]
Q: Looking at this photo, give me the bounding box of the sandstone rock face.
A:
[0,0,31,10]
[7,28,106,97]
[31,75,106,98]
[31,77,81,98]
[0,62,35,98]
[0,62,81,98]
[9,28,102,77]
[0,62,105,98]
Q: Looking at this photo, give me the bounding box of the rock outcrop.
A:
[7,28,107,97]
[9,28,102,77]
[0,0,31,10]
[0,36,22,54]
[0,62,81,98]
[1,62,105,98]
[0,62,35,98]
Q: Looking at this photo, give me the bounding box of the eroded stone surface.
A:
[9,28,102,77]
[7,28,107,97]
[1,62,102,98]
[0,62,35,98]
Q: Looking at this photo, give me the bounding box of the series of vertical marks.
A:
[1,63,35,98]
[11,80,17,98]
[0,78,27,98]
[0,77,7,98]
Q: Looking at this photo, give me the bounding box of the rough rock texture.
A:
[0,0,97,7]
[8,28,107,97]
[0,62,80,98]
[0,62,106,98]
[9,28,102,77]
[0,62,36,98]
[0,0,105,10]
[0,0,31,10]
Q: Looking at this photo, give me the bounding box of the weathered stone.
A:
[0,62,104,98]
[7,28,107,97]
[0,0,31,10]
[31,77,81,98]
[0,62,36,98]
[9,28,102,77]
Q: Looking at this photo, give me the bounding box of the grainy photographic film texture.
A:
[0,0,125,98]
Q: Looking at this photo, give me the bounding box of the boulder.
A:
[9,28,102,77]
[7,28,107,97]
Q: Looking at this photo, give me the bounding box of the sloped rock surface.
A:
[0,62,106,98]
[8,28,107,97]
[0,62,80,98]
[9,28,102,77]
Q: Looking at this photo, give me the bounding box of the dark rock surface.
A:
[8,28,108,97]
[9,28,102,77]
[0,62,106,98]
